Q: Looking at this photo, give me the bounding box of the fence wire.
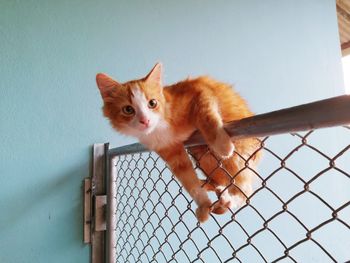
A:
[110,126,350,263]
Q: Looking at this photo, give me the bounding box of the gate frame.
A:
[84,95,350,263]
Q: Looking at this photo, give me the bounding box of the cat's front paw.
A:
[211,132,235,159]
[218,142,235,159]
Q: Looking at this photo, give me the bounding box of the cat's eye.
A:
[122,105,135,115]
[148,99,157,109]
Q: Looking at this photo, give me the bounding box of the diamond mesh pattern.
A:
[111,126,350,262]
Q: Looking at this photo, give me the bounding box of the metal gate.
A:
[85,95,350,263]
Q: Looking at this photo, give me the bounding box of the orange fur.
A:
[96,63,261,222]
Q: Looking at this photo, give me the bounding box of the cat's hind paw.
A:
[212,187,247,214]
[212,203,228,214]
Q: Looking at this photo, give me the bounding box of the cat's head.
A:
[96,63,166,137]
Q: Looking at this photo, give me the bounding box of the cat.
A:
[96,63,261,222]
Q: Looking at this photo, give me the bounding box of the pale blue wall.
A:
[0,1,344,262]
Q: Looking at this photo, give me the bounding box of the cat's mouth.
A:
[138,122,158,134]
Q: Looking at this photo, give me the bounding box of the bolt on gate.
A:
[84,95,350,263]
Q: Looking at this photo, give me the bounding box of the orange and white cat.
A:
[96,63,261,222]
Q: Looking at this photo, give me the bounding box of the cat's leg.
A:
[224,139,262,208]
[157,145,212,222]
[193,97,234,159]
[219,156,253,209]
[201,155,255,213]
[199,179,217,192]
[189,143,260,213]
[189,145,233,214]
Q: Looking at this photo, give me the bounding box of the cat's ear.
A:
[144,63,162,87]
[96,73,119,99]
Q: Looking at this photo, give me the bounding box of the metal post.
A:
[106,151,117,263]
[91,143,107,263]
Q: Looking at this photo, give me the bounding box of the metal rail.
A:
[108,95,350,157]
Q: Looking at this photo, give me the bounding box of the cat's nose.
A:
[139,118,150,126]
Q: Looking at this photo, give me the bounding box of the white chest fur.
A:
[138,119,192,150]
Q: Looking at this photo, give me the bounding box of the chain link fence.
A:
[109,125,350,263]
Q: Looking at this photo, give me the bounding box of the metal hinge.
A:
[83,178,107,244]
